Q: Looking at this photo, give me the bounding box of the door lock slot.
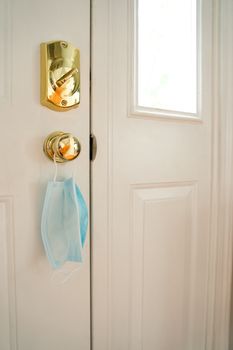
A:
[90,134,97,161]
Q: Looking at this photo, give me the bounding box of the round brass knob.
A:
[43,131,81,163]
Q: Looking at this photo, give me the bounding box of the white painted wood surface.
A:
[0,1,90,349]
[1,0,232,349]
[92,0,233,349]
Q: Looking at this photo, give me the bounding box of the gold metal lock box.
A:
[40,40,80,111]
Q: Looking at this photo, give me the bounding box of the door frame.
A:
[91,0,233,348]
[207,0,233,348]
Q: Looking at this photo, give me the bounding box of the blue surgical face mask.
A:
[41,177,88,269]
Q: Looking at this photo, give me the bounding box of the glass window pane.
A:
[137,0,197,114]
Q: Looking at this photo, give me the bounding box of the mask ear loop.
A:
[72,158,77,179]
[50,265,82,285]
[53,154,58,182]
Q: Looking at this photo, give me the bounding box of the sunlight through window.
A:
[137,0,197,114]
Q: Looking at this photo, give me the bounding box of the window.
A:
[137,0,198,115]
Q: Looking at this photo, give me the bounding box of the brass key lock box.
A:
[40,40,80,111]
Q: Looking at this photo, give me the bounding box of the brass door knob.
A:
[43,131,81,163]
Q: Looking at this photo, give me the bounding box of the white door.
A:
[0,1,90,350]
[92,0,233,349]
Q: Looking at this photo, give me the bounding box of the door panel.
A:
[0,1,90,349]
[130,184,198,349]
[92,0,220,349]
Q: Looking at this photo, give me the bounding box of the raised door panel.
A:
[130,184,205,350]
[0,198,17,350]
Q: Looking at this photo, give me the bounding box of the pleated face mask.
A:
[41,177,88,269]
